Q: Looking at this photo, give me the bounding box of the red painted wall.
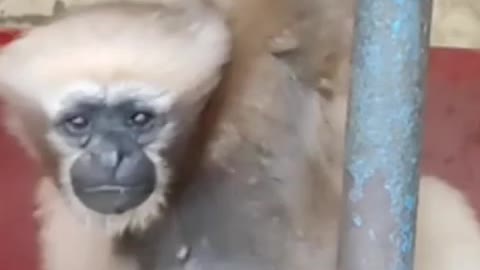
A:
[422,48,480,213]
[0,32,478,270]
[0,30,39,270]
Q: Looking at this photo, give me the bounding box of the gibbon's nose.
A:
[70,134,156,214]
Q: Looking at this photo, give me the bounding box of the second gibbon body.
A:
[0,1,480,270]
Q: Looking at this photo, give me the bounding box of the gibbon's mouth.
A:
[75,184,154,214]
[82,184,148,193]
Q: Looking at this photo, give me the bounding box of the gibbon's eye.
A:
[128,111,155,128]
[63,114,91,135]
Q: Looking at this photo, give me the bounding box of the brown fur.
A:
[0,0,479,270]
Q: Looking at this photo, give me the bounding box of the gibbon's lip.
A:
[81,184,148,193]
[75,184,154,214]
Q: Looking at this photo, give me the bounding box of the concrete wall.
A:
[0,0,478,49]
[431,0,480,48]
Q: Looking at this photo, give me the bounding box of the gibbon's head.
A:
[0,3,231,235]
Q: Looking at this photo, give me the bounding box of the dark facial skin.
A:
[55,99,167,214]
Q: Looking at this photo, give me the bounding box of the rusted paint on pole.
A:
[337,0,432,270]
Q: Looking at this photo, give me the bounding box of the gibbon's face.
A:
[0,4,230,233]
[53,82,177,215]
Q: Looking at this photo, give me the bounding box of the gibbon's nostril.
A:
[114,150,156,187]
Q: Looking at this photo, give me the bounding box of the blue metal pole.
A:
[337,0,432,270]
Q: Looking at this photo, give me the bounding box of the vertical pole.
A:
[337,0,433,270]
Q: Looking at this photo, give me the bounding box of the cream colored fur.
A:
[0,2,231,117]
[0,2,231,236]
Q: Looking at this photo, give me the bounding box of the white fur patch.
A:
[43,80,177,120]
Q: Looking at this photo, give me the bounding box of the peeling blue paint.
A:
[339,0,432,270]
[353,214,363,227]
